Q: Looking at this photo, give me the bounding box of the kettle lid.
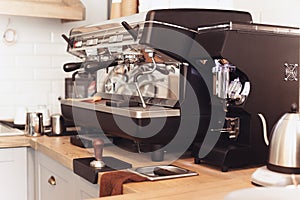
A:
[290,103,298,113]
[281,103,300,120]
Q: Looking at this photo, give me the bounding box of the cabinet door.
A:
[36,151,99,200]
[37,152,75,200]
[75,175,99,200]
[0,147,27,200]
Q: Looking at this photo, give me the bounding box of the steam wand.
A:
[133,51,157,109]
[134,82,147,108]
[71,71,79,98]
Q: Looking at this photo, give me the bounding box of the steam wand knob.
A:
[90,138,106,168]
[61,34,73,48]
[121,21,139,41]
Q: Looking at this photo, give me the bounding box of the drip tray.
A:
[128,165,198,181]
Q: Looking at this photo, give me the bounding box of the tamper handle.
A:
[90,138,106,168]
[93,138,104,161]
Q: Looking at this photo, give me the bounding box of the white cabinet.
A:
[75,176,100,200]
[0,147,99,200]
[0,147,27,200]
[36,152,75,200]
[36,151,99,200]
[75,168,100,199]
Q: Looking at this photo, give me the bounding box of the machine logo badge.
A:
[199,59,208,65]
[284,63,298,81]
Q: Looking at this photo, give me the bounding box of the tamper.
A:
[90,138,106,168]
[73,137,132,183]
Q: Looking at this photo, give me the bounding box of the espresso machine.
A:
[61,9,300,171]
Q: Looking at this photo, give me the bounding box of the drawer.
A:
[37,152,75,200]
[36,151,99,200]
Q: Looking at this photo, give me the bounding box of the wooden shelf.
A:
[0,0,85,22]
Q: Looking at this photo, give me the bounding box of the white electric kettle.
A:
[258,103,300,174]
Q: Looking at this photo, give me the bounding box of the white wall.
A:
[139,0,234,12]
[233,0,300,27]
[0,0,107,120]
[139,0,300,27]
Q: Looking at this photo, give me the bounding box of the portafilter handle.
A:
[90,138,106,168]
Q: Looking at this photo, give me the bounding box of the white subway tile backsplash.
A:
[233,0,300,25]
[34,43,67,56]
[0,69,34,80]
[51,80,64,92]
[0,81,16,93]
[1,15,62,33]
[139,0,234,12]
[16,55,51,68]
[15,81,51,93]
[0,56,15,66]
[0,43,34,55]
[0,107,15,120]
[49,104,62,115]
[34,69,65,80]
[233,1,267,13]
[18,31,52,43]
[0,0,107,120]
[138,0,170,12]
[0,93,45,107]
[12,93,49,106]
[261,9,300,27]
[168,0,234,9]
[0,95,16,106]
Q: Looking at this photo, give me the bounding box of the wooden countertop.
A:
[92,159,256,200]
[0,135,258,200]
[0,135,31,148]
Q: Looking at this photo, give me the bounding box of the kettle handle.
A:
[258,113,269,146]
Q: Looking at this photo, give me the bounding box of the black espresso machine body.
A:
[61,9,300,170]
